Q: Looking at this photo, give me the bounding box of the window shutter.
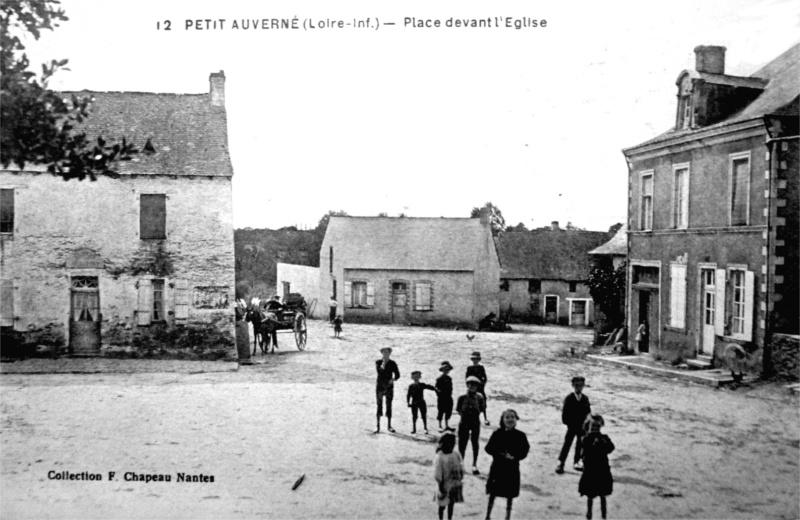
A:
[366,283,375,307]
[175,279,189,321]
[137,279,152,325]
[0,279,13,328]
[714,269,726,335]
[743,271,754,342]
[669,264,686,329]
[344,282,352,308]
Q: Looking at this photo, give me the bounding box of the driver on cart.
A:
[264,294,285,320]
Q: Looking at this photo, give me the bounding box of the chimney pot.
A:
[551,221,560,230]
[694,45,726,74]
[210,70,225,106]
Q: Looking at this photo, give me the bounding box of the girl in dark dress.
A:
[579,414,615,520]
[484,409,530,520]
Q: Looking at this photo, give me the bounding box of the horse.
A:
[244,299,280,355]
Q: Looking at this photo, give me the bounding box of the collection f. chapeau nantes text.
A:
[156,17,547,32]
[48,471,215,483]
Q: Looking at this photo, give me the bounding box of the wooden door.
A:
[391,282,408,324]
[700,269,716,356]
[70,277,100,356]
[544,296,558,324]
[570,300,587,326]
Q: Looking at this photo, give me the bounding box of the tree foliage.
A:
[1,0,138,180]
[506,222,529,232]
[470,202,506,236]
[587,261,626,327]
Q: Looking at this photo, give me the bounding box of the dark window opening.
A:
[569,281,577,293]
[0,189,14,234]
[500,280,509,292]
[152,279,165,321]
[329,246,334,273]
[528,279,541,293]
[332,279,337,300]
[140,194,166,239]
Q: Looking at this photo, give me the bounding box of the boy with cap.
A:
[556,376,592,474]
[436,361,455,432]
[466,351,491,426]
[457,375,486,475]
[375,347,401,433]
[407,371,438,434]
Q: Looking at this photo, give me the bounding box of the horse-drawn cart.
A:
[242,293,308,354]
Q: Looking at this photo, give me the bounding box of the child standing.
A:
[333,315,343,338]
[434,432,464,520]
[374,347,400,434]
[484,409,530,520]
[436,361,455,432]
[407,371,437,434]
[556,376,592,474]
[457,376,486,475]
[466,351,491,426]
[579,415,614,520]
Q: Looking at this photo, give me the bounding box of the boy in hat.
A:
[407,371,437,434]
[457,375,486,475]
[374,347,400,433]
[436,361,455,432]
[556,376,592,474]
[466,351,491,426]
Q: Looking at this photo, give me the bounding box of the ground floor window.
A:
[731,270,746,336]
[152,279,165,322]
[414,282,432,311]
[344,281,374,308]
[1,279,14,327]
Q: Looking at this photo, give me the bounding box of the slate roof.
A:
[625,43,800,152]
[325,217,493,271]
[496,229,611,280]
[588,224,627,256]
[61,90,233,177]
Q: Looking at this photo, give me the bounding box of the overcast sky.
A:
[21,0,800,231]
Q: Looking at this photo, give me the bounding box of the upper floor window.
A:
[729,153,750,226]
[528,279,541,293]
[0,189,14,234]
[140,194,166,239]
[568,281,577,293]
[672,164,689,229]
[500,280,509,292]
[640,173,653,231]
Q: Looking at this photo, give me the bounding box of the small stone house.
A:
[622,44,798,373]
[0,72,236,358]
[319,216,499,327]
[495,223,611,326]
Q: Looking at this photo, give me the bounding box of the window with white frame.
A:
[669,263,686,328]
[152,279,165,322]
[640,173,653,231]
[414,282,433,311]
[672,165,689,229]
[730,270,746,336]
[729,153,750,226]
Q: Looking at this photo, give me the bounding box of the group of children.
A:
[374,347,614,520]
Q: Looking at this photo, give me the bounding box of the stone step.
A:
[686,358,713,370]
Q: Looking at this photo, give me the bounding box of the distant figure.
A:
[436,361,455,432]
[407,370,437,434]
[484,409,530,520]
[579,415,615,520]
[556,376,592,474]
[374,347,400,433]
[329,296,338,323]
[466,351,491,426]
[479,312,509,332]
[457,376,486,475]
[434,432,464,520]
[333,315,343,338]
[635,321,648,353]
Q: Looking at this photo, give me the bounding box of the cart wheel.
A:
[294,314,307,350]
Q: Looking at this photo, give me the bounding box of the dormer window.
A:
[677,76,693,129]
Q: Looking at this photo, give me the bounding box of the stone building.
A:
[319,216,499,327]
[0,72,236,358]
[622,44,798,374]
[495,223,610,326]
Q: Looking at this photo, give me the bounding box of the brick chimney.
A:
[694,46,726,74]
[551,221,560,230]
[210,71,225,106]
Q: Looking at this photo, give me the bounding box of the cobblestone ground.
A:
[1,321,798,519]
